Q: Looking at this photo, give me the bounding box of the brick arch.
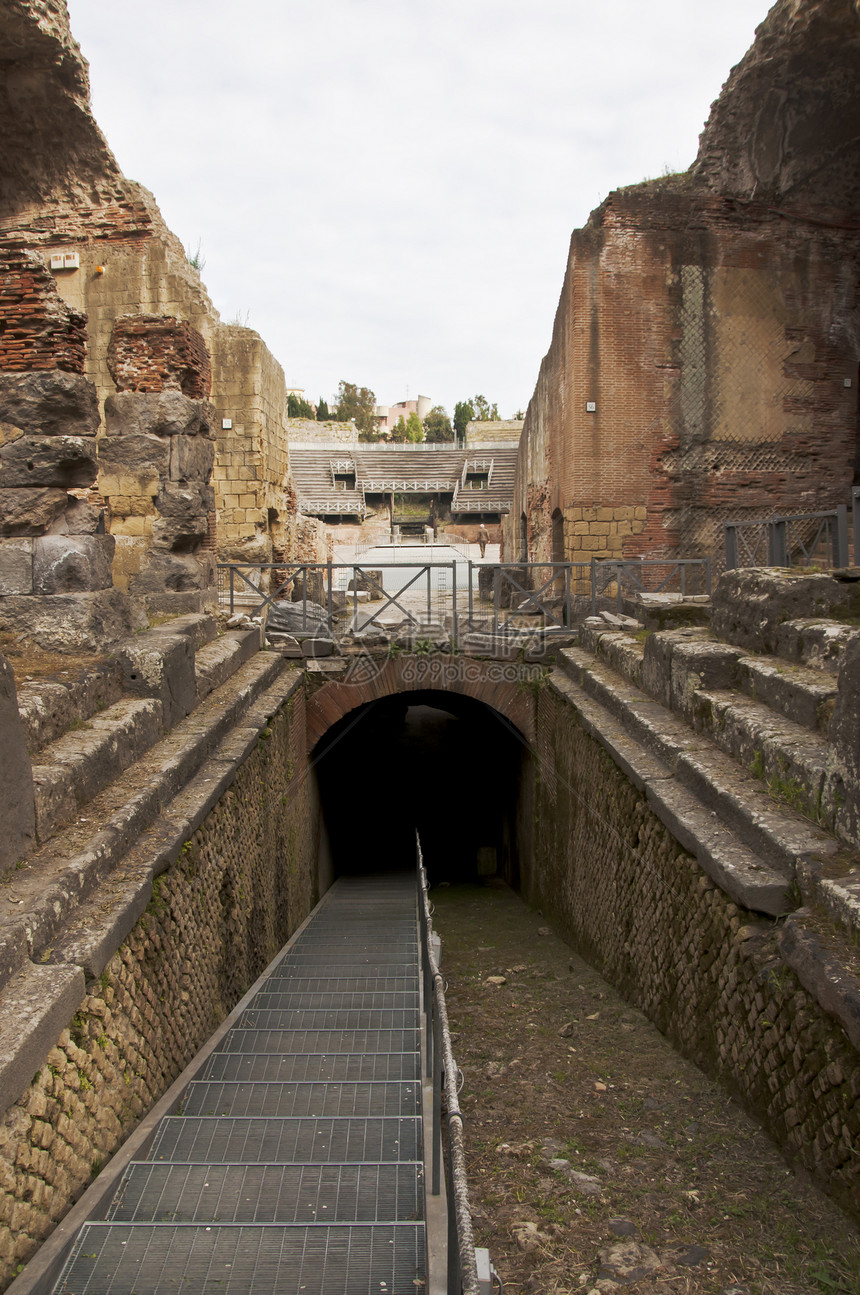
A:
[305,655,537,753]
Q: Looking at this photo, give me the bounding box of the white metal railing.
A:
[360,478,457,492]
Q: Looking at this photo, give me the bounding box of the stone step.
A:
[692,689,829,825]
[0,651,288,997]
[549,665,796,917]
[195,628,263,703]
[735,653,838,732]
[14,613,219,754]
[16,660,126,754]
[558,646,841,883]
[0,663,300,1115]
[582,621,840,740]
[30,698,164,841]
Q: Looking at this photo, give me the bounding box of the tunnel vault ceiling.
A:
[304,656,538,753]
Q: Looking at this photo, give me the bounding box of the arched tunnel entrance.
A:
[311,690,526,885]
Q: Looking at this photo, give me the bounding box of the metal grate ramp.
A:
[51,873,427,1295]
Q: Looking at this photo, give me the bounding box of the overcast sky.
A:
[66,0,769,419]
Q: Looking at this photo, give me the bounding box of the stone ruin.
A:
[0,304,218,651]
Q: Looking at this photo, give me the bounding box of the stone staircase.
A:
[0,614,299,1110]
[557,583,860,939]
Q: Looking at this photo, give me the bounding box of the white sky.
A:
[65,0,769,419]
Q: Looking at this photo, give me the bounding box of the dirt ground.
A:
[431,880,860,1295]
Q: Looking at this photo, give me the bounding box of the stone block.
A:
[0,963,86,1111]
[104,391,214,439]
[151,483,214,552]
[0,653,35,869]
[32,536,116,594]
[98,433,170,495]
[116,632,196,728]
[45,498,103,536]
[0,435,98,489]
[0,371,99,438]
[0,589,147,654]
[31,763,76,841]
[129,551,215,598]
[267,599,330,635]
[822,634,860,849]
[169,435,215,483]
[0,538,34,595]
[0,488,69,536]
[713,569,860,654]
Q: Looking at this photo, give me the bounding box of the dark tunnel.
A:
[311,691,526,885]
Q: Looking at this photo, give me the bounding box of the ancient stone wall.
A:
[209,328,323,565]
[524,684,860,1220]
[0,370,145,649]
[0,2,316,570]
[100,389,216,611]
[504,0,860,570]
[286,419,358,444]
[0,250,86,375]
[107,315,211,399]
[504,184,859,568]
[0,686,319,1287]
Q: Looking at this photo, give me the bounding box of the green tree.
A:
[453,399,475,440]
[335,380,378,438]
[316,398,330,421]
[405,411,424,443]
[472,394,500,421]
[423,405,453,442]
[287,392,316,419]
[390,414,409,443]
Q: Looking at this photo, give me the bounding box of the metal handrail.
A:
[417,836,481,1295]
[724,504,851,570]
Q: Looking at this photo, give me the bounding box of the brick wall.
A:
[524,684,860,1221]
[0,688,318,1288]
[106,315,211,398]
[504,185,859,570]
[0,250,86,374]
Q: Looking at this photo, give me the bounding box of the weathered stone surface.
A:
[822,634,860,849]
[268,600,329,635]
[169,433,215,482]
[0,537,33,594]
[691,0,860,209]
[0,652,35,870]
[129,552,215,597]
[0,589,146,653]
[38,698,163,823]
[150,483,213,551]
[0,434,98,489]
[32,535,115,594]
[773,618,859,676]
[115,632,195,728]
[0,963,85,1111]
[0,372,99,438]
[45,497,103,536]
[712,570,860,654]
[0,487,68,536]
[104,391,214,439]
[779,913,860,1054]
[98,432,170,497]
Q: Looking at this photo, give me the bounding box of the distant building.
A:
[373,395,432,436]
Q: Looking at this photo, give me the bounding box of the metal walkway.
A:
[50,874,427,1295]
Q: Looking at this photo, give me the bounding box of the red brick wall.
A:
[107,315,211,398]
[0,249,86,373]
[506,184,859,569]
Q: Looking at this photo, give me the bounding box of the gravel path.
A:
[432,880,860,1295]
